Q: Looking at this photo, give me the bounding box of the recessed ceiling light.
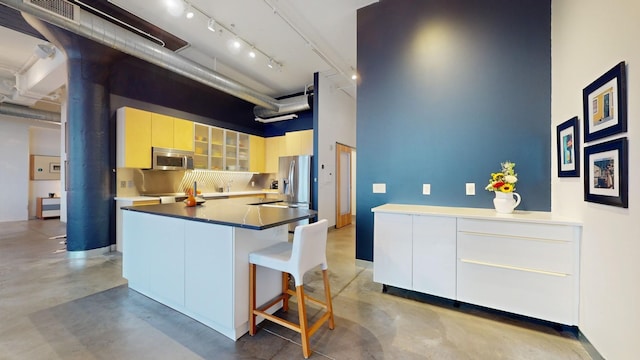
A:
[351,74,357,80]
[249,50,256,58]
[233,39,241,49]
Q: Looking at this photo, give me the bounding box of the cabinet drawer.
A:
[458,218,575,241]
[41,198,60,206]
[457,261,577,325]
[458,232,574,275]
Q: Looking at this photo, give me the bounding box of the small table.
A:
[37,197,61,219]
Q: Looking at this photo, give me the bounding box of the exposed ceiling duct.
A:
[0,0,310,117]
[0,102,61,123]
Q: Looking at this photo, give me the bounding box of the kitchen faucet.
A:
[226,180,233,192]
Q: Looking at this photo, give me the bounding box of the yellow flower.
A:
[499,184,513,192]
[492,172,503,181]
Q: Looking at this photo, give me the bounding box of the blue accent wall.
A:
[356,0,551,261]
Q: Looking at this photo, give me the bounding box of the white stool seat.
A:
[248,219,334,358]
[248,242,292,275]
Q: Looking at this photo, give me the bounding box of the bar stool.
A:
[248,219,335,358]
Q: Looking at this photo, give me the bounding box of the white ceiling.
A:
[0,0,377,111]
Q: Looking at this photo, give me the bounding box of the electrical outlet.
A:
[127,180,134,188]
[465,183,476,195]
[422,184,431,195]
[120,181,126,188]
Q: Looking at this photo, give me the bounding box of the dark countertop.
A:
[121,197,316,230]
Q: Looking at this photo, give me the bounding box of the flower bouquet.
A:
[485,161,518,193]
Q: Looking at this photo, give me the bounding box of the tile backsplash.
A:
[116,168,274,196]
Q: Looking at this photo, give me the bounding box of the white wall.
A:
[552,1,639,359]
[316,72,357,227]
[0,115,59,222]
[29,126,62,218]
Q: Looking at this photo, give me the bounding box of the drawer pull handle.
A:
[458,231,570,244]
[460,258,569,277]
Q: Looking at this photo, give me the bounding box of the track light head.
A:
[207,18,216,32]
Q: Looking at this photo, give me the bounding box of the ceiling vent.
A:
[23,0,79,24]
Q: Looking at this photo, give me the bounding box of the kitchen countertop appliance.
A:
[277,155,312,232]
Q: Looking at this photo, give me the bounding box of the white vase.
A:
[493,191,521,214]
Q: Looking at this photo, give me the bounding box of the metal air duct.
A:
[0,102,61,122]
[1,0,310,116]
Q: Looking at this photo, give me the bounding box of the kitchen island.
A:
[121,197,316,340]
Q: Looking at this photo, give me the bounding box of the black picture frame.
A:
[583,137,628,208]
[557,117,580,177]
[583,62,627,142]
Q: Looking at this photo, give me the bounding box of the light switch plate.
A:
[422,184,431,195]
[372,183,386,193]
[465,183,476,195]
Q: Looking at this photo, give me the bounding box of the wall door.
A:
[336,143,354,228]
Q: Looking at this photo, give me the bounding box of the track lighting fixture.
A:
[165,1,282,73]
[184,2,194,19]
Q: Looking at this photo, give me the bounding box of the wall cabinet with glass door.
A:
[210,128,224,170]
[193,122,257,172]
[193,123,209,169]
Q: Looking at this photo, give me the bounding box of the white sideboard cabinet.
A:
[372,204,581,326]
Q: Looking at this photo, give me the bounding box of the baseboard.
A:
[578,330,605,360]
[66,245,111,259]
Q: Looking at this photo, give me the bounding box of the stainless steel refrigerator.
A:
[278,155,312,231]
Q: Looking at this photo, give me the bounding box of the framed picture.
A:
[584,137,628,208]
[583,61,627,142]
[557,116,579,177]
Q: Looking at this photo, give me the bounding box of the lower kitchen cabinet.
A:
[373,212,456,298]
[372,204,581,325]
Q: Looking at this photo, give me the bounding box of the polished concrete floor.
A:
[0,219,593,359]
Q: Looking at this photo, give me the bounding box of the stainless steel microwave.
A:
[152,147,194,170]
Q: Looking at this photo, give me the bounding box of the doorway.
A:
[335,143,355,228]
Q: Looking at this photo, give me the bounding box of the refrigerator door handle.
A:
[287,160,295,197]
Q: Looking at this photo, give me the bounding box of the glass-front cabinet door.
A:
[238,133,250,171]
[224,130,238,170]
[193,123,209,169]
[210,127,224,170]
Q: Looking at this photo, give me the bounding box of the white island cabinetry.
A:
[121,202,310,340]
[372,204,581,326]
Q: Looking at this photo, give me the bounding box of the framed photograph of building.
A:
[583,62,627,142]
[584,137,628,208]
[557,116,579,177]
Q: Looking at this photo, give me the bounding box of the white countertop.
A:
[371,203,582,226]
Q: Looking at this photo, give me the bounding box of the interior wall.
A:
[316,71,357,228]
[0,116,59,222]
[551,1,639,358]
[355,0,552,260]
[29,126,62,218]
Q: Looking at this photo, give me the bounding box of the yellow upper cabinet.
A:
[174,118,194,151]
[265,135,285,173]
[116,107,152,168]
[151,113,174,148]
[249,135,265,173]
[151,114,194,151]
[284,130,314,156]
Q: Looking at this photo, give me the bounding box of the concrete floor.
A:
[0,218,593,359]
